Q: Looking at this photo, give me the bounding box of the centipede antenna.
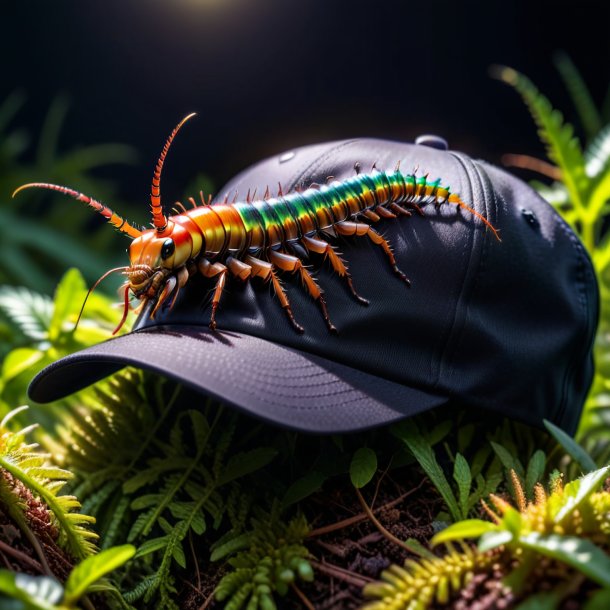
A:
[447,194,501,242]
[74,266,131,332]
[150,112,197,232]
[13,183,142,239]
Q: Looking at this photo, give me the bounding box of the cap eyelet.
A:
[521,208,540,230]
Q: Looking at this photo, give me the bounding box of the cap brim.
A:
[28,325,446,433]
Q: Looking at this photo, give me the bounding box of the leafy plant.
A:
[53,370,281,609]
[213,506,313,610]
[391,416,550,522]
[0,92,137,293]
[493,61,610,468]
[362,541,496,610]
[365,465,610,609]
[0,545,135,610]
[0,268,130,428]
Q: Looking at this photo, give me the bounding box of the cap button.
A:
[415,134,449,150]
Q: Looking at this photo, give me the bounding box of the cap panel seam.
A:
[432,152,488,390]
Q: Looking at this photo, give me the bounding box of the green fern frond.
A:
[493,65,589,213]
[0,407,97,560]
[0,286,53,344]
[585,123,610,178]
[214,508,313,610]
[553,51,602,141]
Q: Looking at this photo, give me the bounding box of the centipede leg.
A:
[245,255,304,333]
[388,203,414,217]
[335,221,410,285]
[301,235,369,305]
[268,249,337,333]
[198,259,228,330]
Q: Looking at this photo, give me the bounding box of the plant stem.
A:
[291,583,315,610]
[308,480,426,538]
[355,487,427,557]
[0,539,43,573]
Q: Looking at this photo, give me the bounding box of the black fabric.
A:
[28,138,599,434]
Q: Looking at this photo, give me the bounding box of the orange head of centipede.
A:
[12,113,199,333]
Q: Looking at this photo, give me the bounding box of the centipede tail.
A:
[13,114,500,334]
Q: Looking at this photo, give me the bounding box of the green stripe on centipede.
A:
[252,199,283,233]
[267,197,299,227]
[233,202,263,232]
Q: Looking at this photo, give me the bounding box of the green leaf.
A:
[63,544,136,604]
[553,465,610,524]
[349,447,378,489]
[1,348,44,383]
[281,471,327,508]
[431,519,498,546]
[395,421,461,521]
[402,538,437,560]
[525,450,546,498]
[172,543,186,569]
[49,268,87,341]
[490,441,520,473]
[217,448,278,486]
[0,571,63,610]
[0,286,52,342]
[585,122,610,177]
[478,530,514,552]
[210,532,252,562]
[518,533,610,587]
[543,419,597,472]
[554,51,602,141]
[452,453,472,519]
[134,537,170,559]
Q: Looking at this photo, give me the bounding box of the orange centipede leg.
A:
[268,249,337,333]
[245,255,304,333]
[301,235,369,305]
[198,259,229,330]
[335,221,410,285]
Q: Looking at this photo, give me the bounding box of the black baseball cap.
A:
[28,137,598,435]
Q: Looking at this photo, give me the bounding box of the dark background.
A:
[2,0,609,217]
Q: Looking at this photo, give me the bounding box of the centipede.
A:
[13,113,500,335]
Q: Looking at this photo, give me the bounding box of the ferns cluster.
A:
[213,506,313,610]
[57,370,280,609]
[495,62,610,469]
